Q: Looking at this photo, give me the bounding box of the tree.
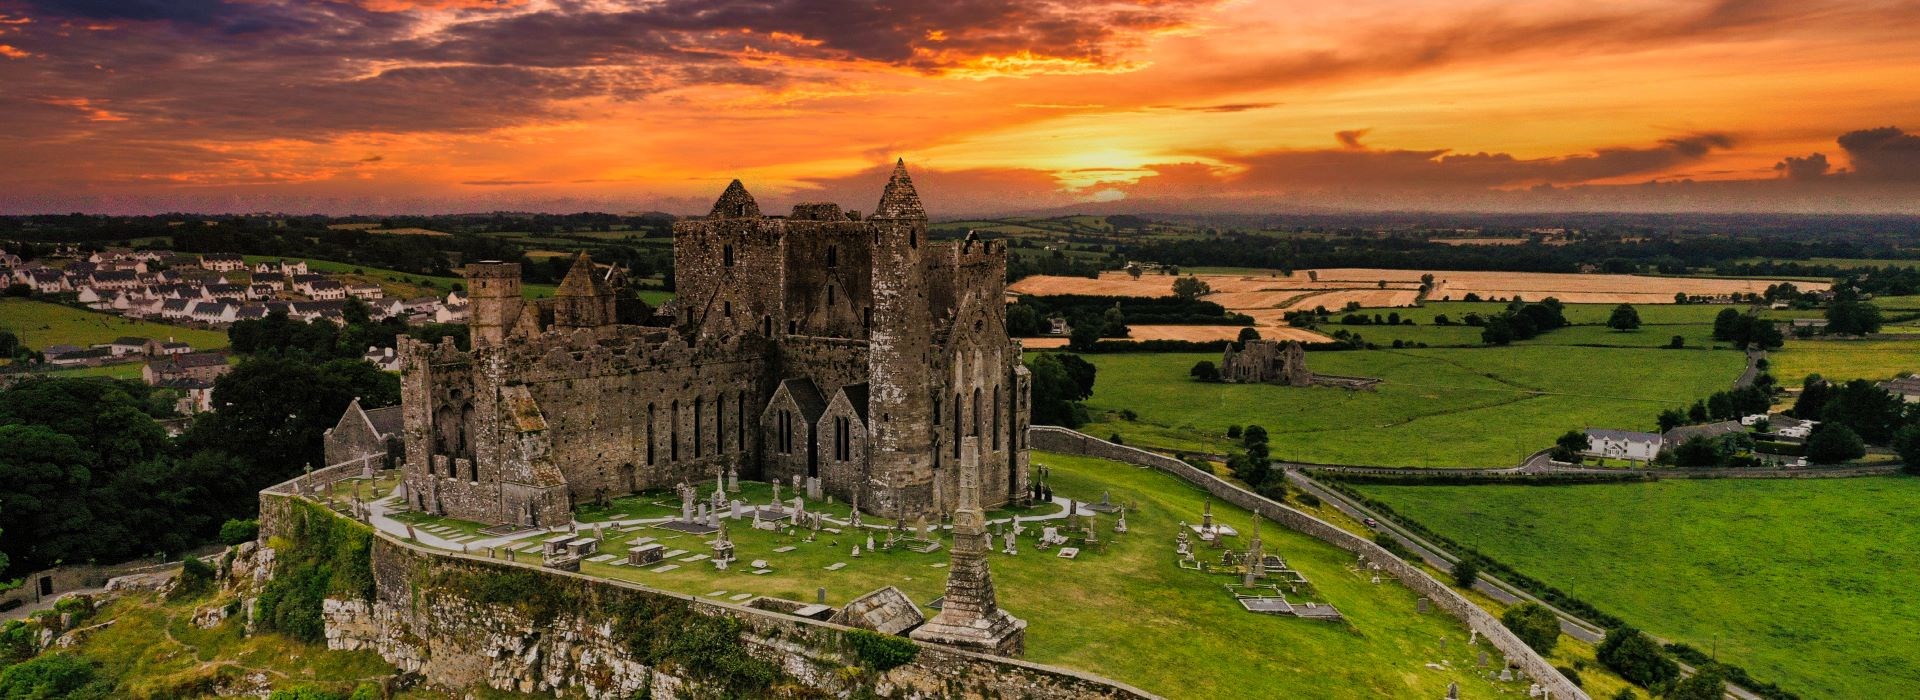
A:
[1687,400,1709,423]
[1806,424,1866,464]
[1067,321,1103,352]
[1818,378,1906,443]
[1189,360,1221,382]
[1894,423,1920,476]
[1501,602,1561,655]
[1597,626,1678,688]
[1237,327,1261,343]
[1607,304,1641,331]
[1667,335,1684,349]
[1171,276,1212,301]
[1551,430,1587,464]
[1670,435,1724,467]
[1126,265,1143,279]
[1712,308,1743,341]
[1792,375,1831,418]
[1480,317,1515,345]
[1451,558,1480,588]
[1825,300,1883,335]
[1657,408,1687,433]
[1027,353,1095,427]
[1667,666,1728,700]
[1005,303,1041,337]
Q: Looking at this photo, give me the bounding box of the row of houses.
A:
[1583,414,1820,462]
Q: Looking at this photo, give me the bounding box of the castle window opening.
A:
[694,397,704,458]
[835,416,851,461]
[716,394,727,453]
[724,301,732,317]
[646,403,656,465]
[827,245,838,268]
[671,400,680,461]
[992,386,1001,449]
[827,285,835,305]
[723,244,734,267]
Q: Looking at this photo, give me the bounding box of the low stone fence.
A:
[256,488,1158,700]
[1029,425,1588,700]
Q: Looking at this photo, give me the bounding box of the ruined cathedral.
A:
[398,162,1032,526]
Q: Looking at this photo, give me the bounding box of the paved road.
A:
[1292,470,1763,700]
[1736,348,1768,389]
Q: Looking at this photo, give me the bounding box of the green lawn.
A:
[240,255,560,299]
[1768,339,1919,384]
[1351,477,1920,699]
[475,452,1513,700]
[1071,346,1741,466]
[0,298,231,351]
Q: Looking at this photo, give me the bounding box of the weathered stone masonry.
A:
[399,161,1031,527]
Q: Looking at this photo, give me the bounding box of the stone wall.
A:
[1028,426,1589,700]
[256,489,1157,700]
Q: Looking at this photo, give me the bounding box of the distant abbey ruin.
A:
[1221,339,1382,391]
[397,162,1032,526]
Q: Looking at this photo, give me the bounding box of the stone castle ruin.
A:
[399,161,1031,526]
[1220,339,1382,391]
[1220,339,1313,386]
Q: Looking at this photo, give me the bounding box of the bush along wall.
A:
[256,499,375,643]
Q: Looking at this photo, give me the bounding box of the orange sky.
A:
[0,0,1917,215]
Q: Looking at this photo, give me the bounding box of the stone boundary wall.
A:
[256,488,1158,700]
[1029,425,1589,700]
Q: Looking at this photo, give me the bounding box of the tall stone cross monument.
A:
[910,437,1026,656]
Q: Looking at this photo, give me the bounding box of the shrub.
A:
[1556,665,1583,687]
[1597,626,1678,688]
[1500,602,1561,655]
[1668,335,1685,349]
[1371,532,1413,559]
[844,629,919,671]
[170,557,218,601]
[0,653,114,699]
[1450,558,1480,588]
[1667,666,1728,700]
[1292,491,1321,508]
[1226,425,1242,439]
[219,519,260,545]
[1108,433,1124,445]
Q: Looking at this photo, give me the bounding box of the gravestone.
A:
[1446,681,1458,700]
[1478,651,1489,668]
[806,476,822,500]
[817,587,826,604]
[727,464,739,493]
[1416,597,1430,613]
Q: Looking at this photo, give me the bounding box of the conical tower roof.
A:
[555,252,608,297]
[872,159,925,220]
[708,179,761,219]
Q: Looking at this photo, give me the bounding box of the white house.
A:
[1584,428,1663,462]
[199,254,246,272]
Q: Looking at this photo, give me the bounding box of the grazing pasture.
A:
[1352,477,1920,700]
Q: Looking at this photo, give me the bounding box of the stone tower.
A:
[464,261,523,348]
[552,252,615,329]
[866,160,936,517]
[910,437,1025,656]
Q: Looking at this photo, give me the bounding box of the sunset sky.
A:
[1,0,1918,215]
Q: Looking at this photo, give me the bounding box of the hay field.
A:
[1011,269,1827,307]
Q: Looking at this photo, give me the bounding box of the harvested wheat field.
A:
[1012,269,1825,307]
[1021,324,1329,348]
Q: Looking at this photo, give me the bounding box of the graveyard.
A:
[365,451,1530,699]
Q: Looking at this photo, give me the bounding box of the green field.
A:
[1351,477,1920,699]
[1069,346,1742,466]
[0,298,231,351]
[432,452,1514,699]
[1768,339,1919,383]
[237,255,675,305]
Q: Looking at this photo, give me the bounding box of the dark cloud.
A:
[1200,132,1735,191]
[1773,153,1829,180]
[1837,126,1920,182]
[19,0,230,23]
